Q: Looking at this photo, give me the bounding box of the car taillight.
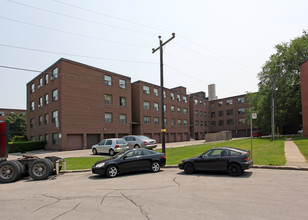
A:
[163,155,165,159]
[127,144,129,146]
[115,145,119,148]
[144,141,148,145]
[243,157,248,162]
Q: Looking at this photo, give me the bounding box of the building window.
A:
[199,100,202,106]
[238,108,246,114]
[178,119,182,126]
[104,94,113,104]
[177,94,181,102]
[204,112,207,118]
[52,133,59,145]
[39,97,43,108]
[154,103,159,111]
[52,67,58,79]
[195,110,199,116]
[45,113,49,125]
[204,102,207,107]
[39,115,43,126]
[164,105,166,112]
[177,107,181,113]
[31,101,35,111]
[200,121,203,126]
[164,118,167,125]
[45,74,49,85]
[226,99,233,105]
[154,88,158,96]
[39,135,43,141]
[218,101,223,106]
[219,120,224,126]
[45,94,49,105]
[120,114,127,123]
[52,89,58,102]
[144,116,151,125]
[171,118,175,126]
[52,111,58,123]
[143,85,150,94]
[31,83,35,93]
[30,136,35,141]
[200,111,203,117]
[219,111,223,117]
[211,121,216,127]
[238,97,245,103]
[171,106,175,113]
[183,96,187,103]
[184,120,188,126]
[194,99,198,105]
[154,117,159,125]
[171,93,175,100]
[239,118,246,124]
[120,97,126,107]
[30,118,34,128]
[105,113,112,123]
[227,119,234,125]
[227,109,233,116]
[144,101,150,110]
[211,103,215,108]
[195,120,199,126]
[163,91,166,98]
[0,111,4,117]
[104,75,112,86]
[39,78,43,88]
[45,134,48,145]
[119,79,126,89]
[211,112,215,118]
[183,108,188,115]
[204,121,207,127]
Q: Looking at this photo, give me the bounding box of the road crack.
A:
[51,202,81,220]
[120,192,150,220]
[173,177,180,187]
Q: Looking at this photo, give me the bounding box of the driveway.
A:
[1,168,308,220]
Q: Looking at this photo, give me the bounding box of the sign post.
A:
[250,113,257,159]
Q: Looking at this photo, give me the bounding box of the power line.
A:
[0,43,158,64]
[0,65,41,73]
[0,16,148,49]
[5,0,157,36]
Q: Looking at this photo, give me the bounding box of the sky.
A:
[1,0,307,110]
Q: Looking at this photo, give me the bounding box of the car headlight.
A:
[180,160,184,164]
[95,163,105,168]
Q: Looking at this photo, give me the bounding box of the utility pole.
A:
[271,75,275,141]
[152,33,175,155]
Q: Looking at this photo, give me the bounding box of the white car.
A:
[92,138,129,156]
[122,135,157,149]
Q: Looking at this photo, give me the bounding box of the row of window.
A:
[143,101,188,115]
[30,111,58,128]
[104,113,127,124]
[30,67,58,93]
[104,76,127,89]
[104,95,127,106]
[209,118,246,127]
[210,108,246,118]
[143,86,188,103]
[143,116,189,126]
[210,97,245,108]
[30,133,59,145]
[30,89,58,111]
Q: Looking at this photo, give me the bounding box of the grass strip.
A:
[65,157,106,170]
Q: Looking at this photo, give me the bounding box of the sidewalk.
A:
[284,138,308,168]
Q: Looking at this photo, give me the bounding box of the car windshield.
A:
[116,139,126,144]
[138,136,150,140]
[113,151,127,159]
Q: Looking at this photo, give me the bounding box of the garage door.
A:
[177,133,182,142]
[183,133,189,141]
[87,134,100,149]
[67,134,83,150]
[152,133,160,143]
[170,133,176,142]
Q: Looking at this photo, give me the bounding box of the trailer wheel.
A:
[11,160,25,178]
[29,159,52,180]
[0,161,21,183]
[45,159,55,175]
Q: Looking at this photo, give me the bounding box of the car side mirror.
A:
[123,156,127,160]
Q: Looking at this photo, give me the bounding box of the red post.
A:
[0,122,8,159]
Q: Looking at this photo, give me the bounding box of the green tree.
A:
[5,113,27,141]
[248,30,308,134]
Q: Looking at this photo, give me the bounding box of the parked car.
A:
[92,138,129,156]
[92,148,166,178]
[252,131,262,138]
[122,135,157,149]
[179,147,253,176]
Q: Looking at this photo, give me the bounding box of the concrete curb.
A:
[60,164,308,173]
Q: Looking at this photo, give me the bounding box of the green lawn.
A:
[65,157,106,170]
[158,138,286,166]
[293,136,308,161]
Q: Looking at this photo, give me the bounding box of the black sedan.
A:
[179,147,253,176]
[92,148,166,178]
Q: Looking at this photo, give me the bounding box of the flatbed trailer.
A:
[0,122,65,183]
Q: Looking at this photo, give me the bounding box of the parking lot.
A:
[1,168,308,220]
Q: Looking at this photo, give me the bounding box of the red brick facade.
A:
[300,58,308,137]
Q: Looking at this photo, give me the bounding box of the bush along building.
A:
[27,58,251,151]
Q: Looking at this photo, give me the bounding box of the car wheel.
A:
[106,165,118,178]
[151,161,160,172]
[92,148,98,155]
[109,149,115,156]
[228,163,242,176]
[134,145,140,148]
[184,163,195,174]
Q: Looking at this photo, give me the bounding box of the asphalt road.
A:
[1,168,308,220]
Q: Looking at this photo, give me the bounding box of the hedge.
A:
[8,141,45,153]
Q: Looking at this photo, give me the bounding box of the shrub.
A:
[11,135,28,142]
[8,141,45,153]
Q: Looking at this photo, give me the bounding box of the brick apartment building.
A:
[131,81,190,142]
[27,58,131,150]
[300,58,308,137]
[0,108,26,122]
